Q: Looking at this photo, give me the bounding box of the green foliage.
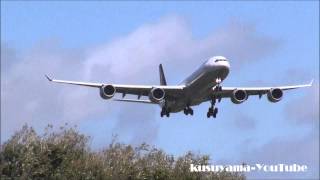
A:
[1,124,245,180]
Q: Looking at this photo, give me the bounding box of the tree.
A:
[1,124,246,180]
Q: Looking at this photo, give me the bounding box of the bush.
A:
[1,124,245,180]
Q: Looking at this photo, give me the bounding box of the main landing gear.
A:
[207,107,218,118]
[160,107,170,117]
[207,98,218,118]
[183,106,193,116]
[207,80,223,118]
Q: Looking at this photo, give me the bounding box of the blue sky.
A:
[1,1,319,179]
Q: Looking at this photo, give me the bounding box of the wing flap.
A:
[113,98,156,104]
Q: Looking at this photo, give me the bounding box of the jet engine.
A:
[149,88,165,103]
[231,89,248,104]
[100,85,116,99]
[267,88,283,102]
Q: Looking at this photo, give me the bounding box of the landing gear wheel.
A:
[183,107,193,116]
[207,108,212,118]
[213,108,218,118]
[207,107,218,118]
[161,108,170,118]
[190,109,193,115]
[214,108,218,114]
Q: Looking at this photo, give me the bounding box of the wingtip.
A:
[45,74,52,81]
[309,79,314,86]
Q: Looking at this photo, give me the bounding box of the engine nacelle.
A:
[100,85,116,99]
[149,88,165,103]
[267,88,283,103]
[231,89,248,104]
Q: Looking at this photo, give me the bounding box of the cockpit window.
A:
[215,59,227,62]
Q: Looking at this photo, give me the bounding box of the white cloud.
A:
[285,82,319,125]
[1,16,279,144]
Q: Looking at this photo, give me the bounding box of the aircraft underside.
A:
[160,84,222,118]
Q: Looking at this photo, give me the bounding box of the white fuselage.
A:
[166,56,230,112]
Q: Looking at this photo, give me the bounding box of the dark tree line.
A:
[1,124,245,180]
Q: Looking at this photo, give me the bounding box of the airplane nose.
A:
[225,61,230,68]
[219,61,230,69]
[205,58,230,69]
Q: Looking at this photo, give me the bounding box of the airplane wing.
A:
[214,80,313,98]
[45,75,185,98]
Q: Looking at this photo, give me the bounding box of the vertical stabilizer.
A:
[159,64,167,86]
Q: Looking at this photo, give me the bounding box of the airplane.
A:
[45,56,313,118]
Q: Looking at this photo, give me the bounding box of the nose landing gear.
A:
[207,81,223,118]
[207,106,218,118]
[207,98,218,118]
[215,78,223,92]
